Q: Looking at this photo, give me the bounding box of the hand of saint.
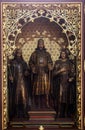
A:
[60,67,67,73]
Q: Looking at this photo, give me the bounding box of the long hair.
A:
[36,39,46,50]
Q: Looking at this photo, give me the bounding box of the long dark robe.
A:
[29,48,53,108]
[53,58,76,117]
[8,58,29,119]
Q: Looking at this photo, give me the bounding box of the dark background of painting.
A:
[0,0,84,130]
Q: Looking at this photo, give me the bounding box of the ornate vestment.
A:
[8,58,29,117]
[29,48,53,96]
[53,58,76,117]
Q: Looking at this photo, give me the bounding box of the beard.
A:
[16,56,23,63]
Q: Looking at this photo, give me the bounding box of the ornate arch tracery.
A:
[6,4,77,57]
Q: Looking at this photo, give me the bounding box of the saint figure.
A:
[29,39,53,108]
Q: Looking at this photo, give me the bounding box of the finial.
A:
[39,125,44,130]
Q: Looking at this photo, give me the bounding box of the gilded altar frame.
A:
[1,2,83,130]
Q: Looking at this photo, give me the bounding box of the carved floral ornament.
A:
[2,2,82,129]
